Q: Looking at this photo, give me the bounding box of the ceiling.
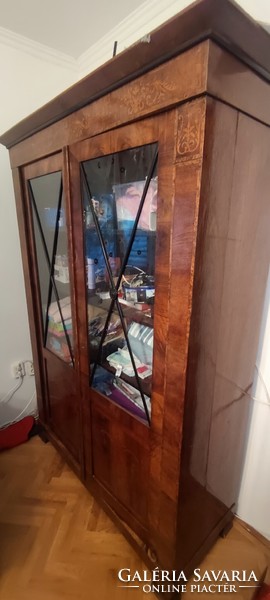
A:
[0,0,147,58]
[0,0,269,59]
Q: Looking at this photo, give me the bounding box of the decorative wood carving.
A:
[176,98,206,163]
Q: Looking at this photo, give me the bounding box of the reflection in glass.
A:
[29,172,73,365]
[82,143,158,423]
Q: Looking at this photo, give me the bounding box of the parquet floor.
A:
[0,437,269,600]
[0,437,146,600]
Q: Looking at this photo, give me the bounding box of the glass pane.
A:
[46,289,73,363]
[82,143,158,422]
[29,171,74,365]
[92,365,151,421]
[91,310,152,421]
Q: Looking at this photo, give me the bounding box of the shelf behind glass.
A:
[82,141,158,422]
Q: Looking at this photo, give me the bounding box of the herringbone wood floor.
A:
[0,437,146,600]
[0,437,269,600]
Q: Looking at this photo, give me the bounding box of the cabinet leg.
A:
[29,421,49,444]
[220,520,233,539]
[38,427,49,444]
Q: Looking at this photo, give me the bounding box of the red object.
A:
[0,416,34,450]
[255,585,270,599]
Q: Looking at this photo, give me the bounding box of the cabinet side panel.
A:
[207,41,270,127]
[149,98,207,568]
[178,98,270,569]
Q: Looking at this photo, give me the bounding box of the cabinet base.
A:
[42,425,235,600]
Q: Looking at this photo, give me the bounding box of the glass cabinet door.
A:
[81,143,158,423]
[28,170,74,365]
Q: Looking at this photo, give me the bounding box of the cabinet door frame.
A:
[20,151,83,472]
[22,152,79,365]
[69,112,180,541]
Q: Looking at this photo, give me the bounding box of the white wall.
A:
[77,0,270,77]
[0,38,76,426]
[237,269,270,540]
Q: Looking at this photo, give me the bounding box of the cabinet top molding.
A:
[1,0,270,149]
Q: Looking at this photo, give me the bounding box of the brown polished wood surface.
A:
[8,42,208,168]
[1,0,270,149]
[177,97,270,570]
[7,40,270,170]
[2,0,270,587]
[20,155,81,472]
[44,352,80,466]
[69,110,184,566]
[207,41,270,127]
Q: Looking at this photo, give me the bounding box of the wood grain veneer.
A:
[1,0,270,149]
[1,0,270,593]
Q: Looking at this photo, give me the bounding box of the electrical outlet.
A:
[26,361,35,376]
[11,361,25,379]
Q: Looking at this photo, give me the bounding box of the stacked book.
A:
[106,347,152,379]
[47,297,73,361]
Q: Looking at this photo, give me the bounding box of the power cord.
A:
[0,359,37,429]
[0,391,37,430]
[0,374,24,405]
[0,358,35,406]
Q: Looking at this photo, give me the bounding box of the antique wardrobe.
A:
[1,0,270,584]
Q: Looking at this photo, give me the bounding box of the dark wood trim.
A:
[207,41,270,127]
[62,146,79,371]
[62,145,85,479]
[8,42,208,169]
[22,152,62,179]
[1,0,270,149]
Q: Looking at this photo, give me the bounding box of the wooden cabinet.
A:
[1,0,270,583]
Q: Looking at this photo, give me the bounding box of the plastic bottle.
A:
[87,258,95,292]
